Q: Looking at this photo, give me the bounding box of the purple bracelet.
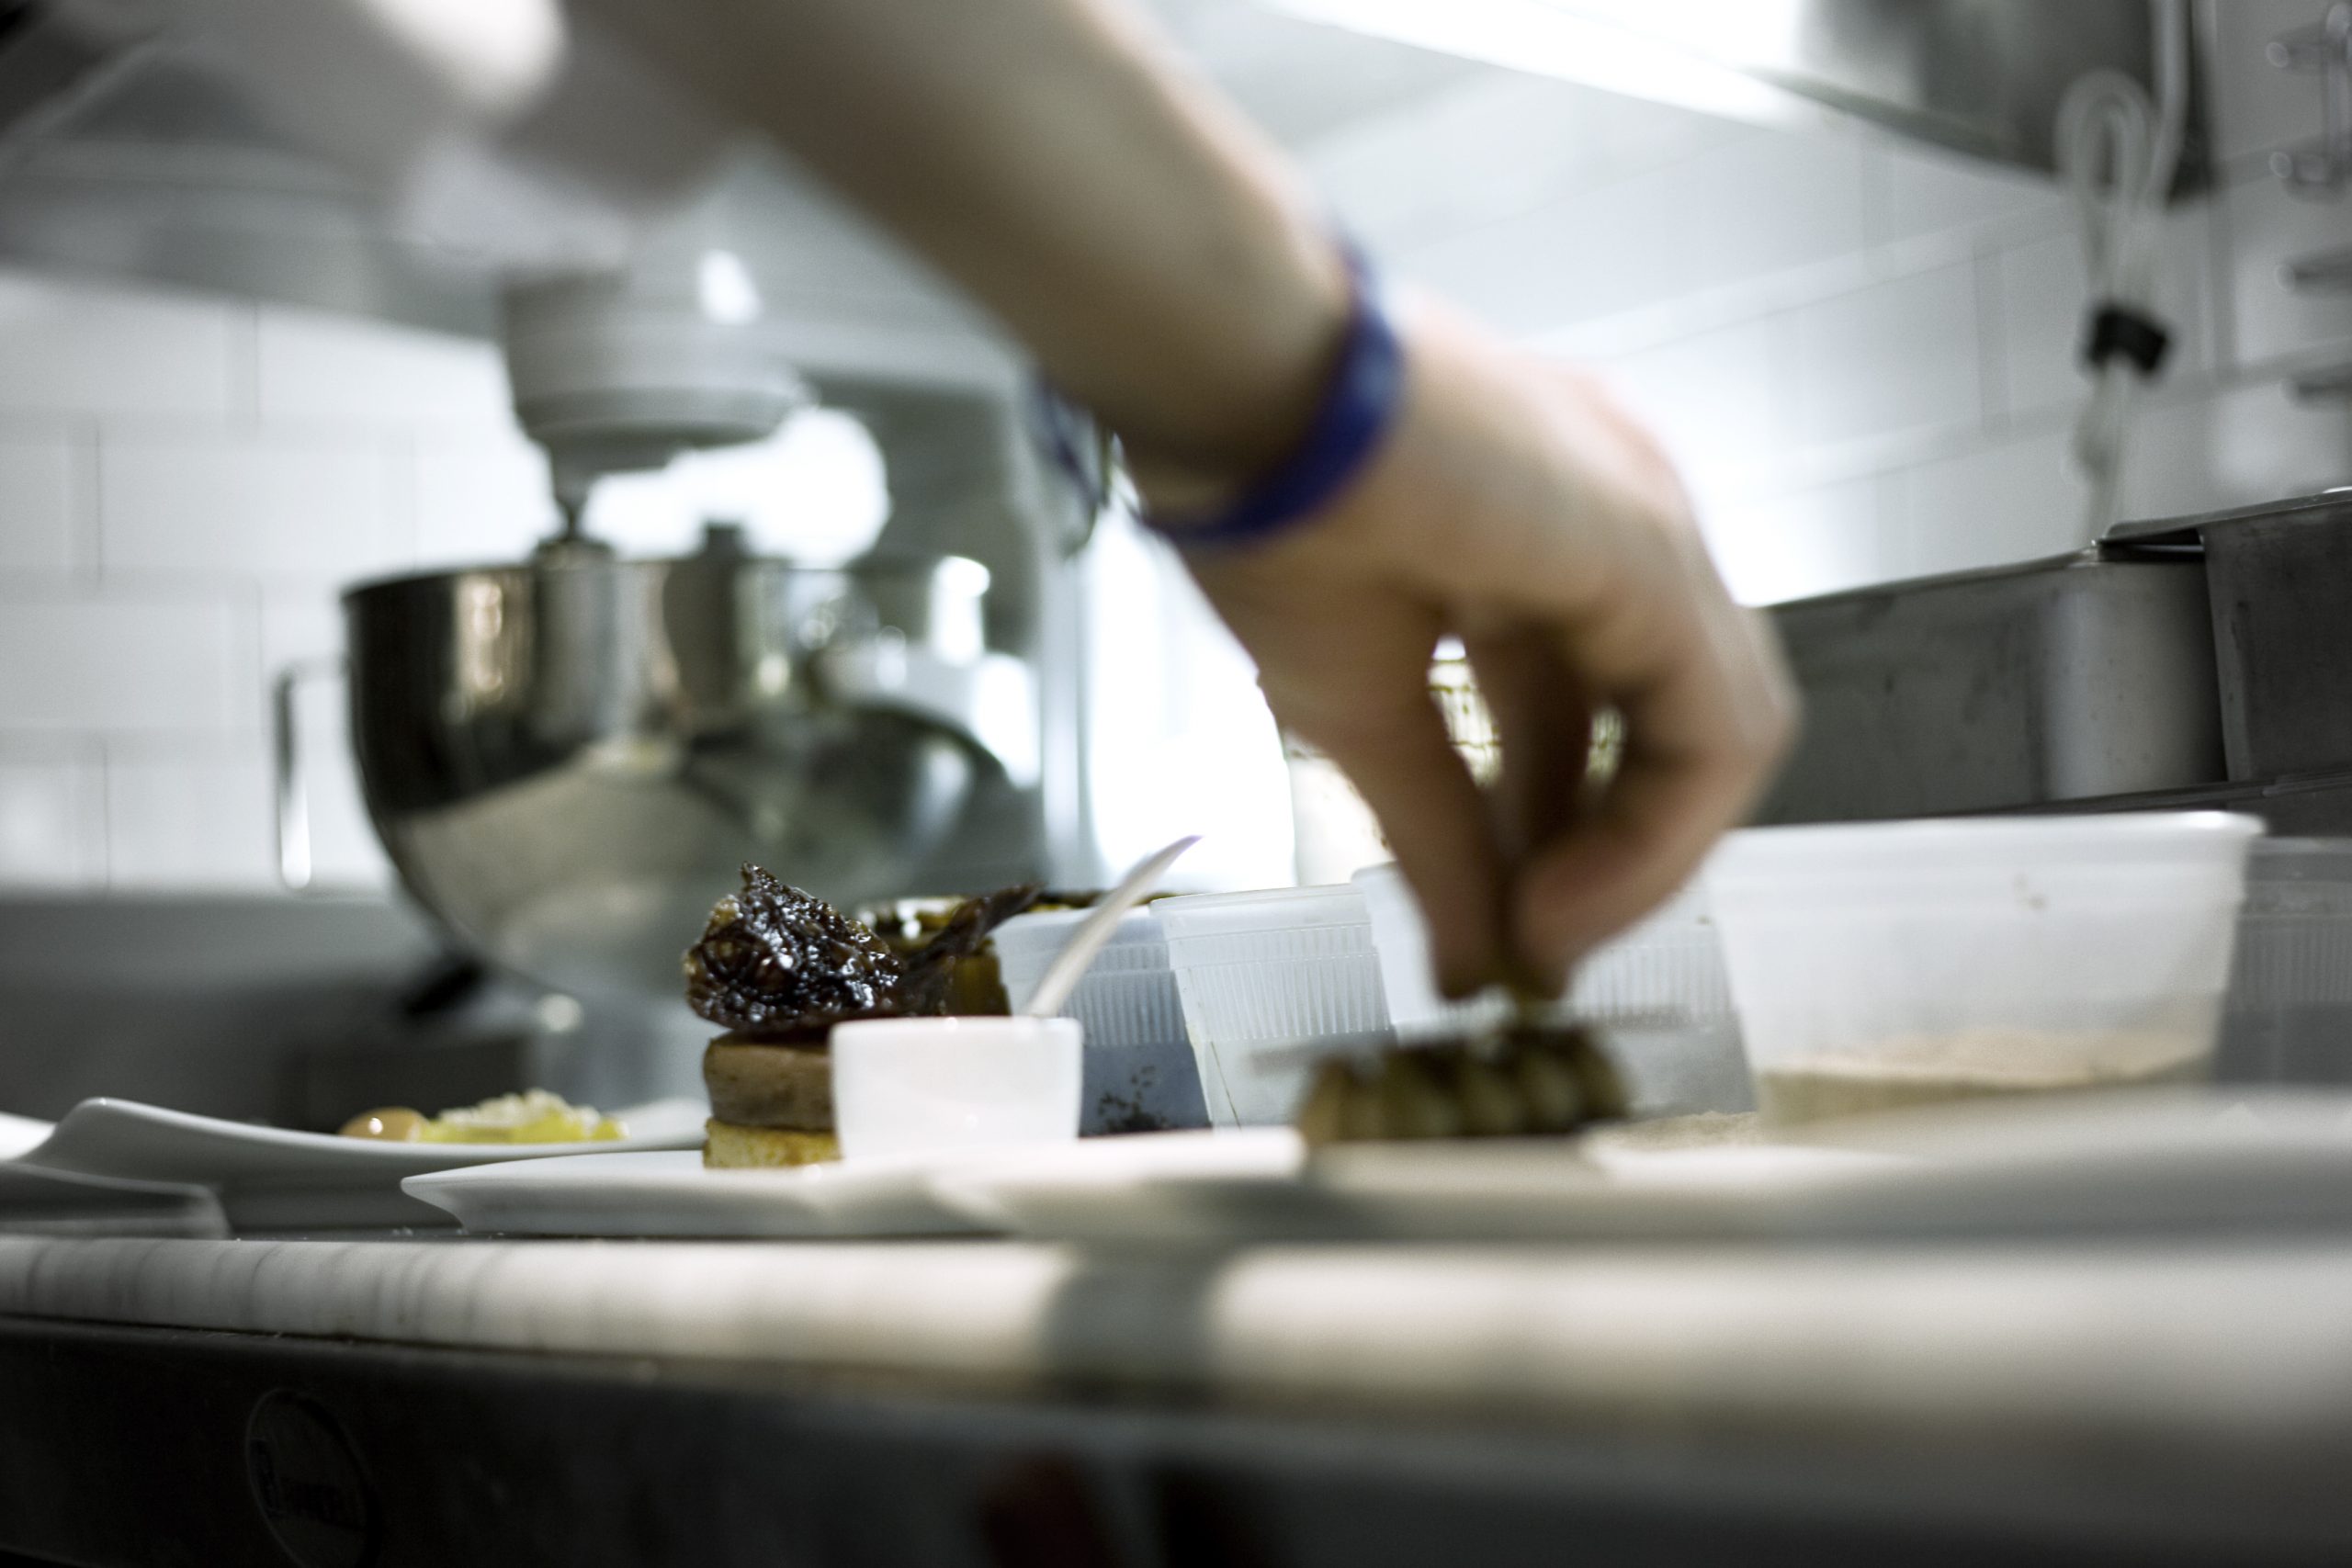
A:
[1139,244,1405,550]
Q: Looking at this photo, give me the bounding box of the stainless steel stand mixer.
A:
[290,195,1096,1008]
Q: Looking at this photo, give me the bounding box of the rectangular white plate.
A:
[942,1094,2352,1246]
[403,1148,1000,1237]
[12,1097,708,1231]
[0,1162,227,1237]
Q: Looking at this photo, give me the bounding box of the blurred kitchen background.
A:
[0,0,2344,1121]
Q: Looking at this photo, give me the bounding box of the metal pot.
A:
[282,526,1035,1000]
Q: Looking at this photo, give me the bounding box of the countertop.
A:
[7,1231,2352,1440]
[8,1233,2352,1562]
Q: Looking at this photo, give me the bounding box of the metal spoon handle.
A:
[1021,835,1200,1018]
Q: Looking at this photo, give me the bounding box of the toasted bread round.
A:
[702,1119,841,1168]
[703,1038,833,1131]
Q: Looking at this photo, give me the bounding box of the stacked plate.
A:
[390,1090,2352,1247]
[2,1097,706,1232]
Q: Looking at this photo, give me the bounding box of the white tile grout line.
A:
[1973,237,2012,436]
[95,731,116,894]
[83,730,107,889]
[2205,176,2244,378]
[71,418,98,591]
[227,299,262,434]
[1518,204,2077,366]
[1301,83,1756,257]
[389,429,421,570]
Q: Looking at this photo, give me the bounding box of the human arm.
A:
[584,0,1795,991]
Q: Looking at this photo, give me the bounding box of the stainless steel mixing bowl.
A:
[318,529,1020,999]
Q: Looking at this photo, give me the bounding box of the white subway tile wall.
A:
[411,436,560,568]
[1600,316,1790,495]
[254,312,513,430]
[100,435,410,582]
[1705,477,1899,606]
[1900,431,2091,578]
[0,274,238,419]
[103,747,277,890]
[0,592,251,732]
[1792,261,1984,452]
[0,434,80,575]
[1865,140,2066,249]
[0,757,102,886]
[0,0,2347,892]
[1314,0,2352,604]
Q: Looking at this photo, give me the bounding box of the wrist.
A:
[1117,231,1354,516]
[1135,240,1406,550]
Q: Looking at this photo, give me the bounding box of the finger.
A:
[1459,626,1592,859]
[1512,737,1746,970]
[1512,615,1786,969]
[1459,626,1593,993]
[1288,686,1507,999]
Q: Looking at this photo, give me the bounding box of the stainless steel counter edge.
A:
[8,1235,2352,1446]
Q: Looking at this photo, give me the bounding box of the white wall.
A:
[0,285,889,895]
[1,0,2347,894]
[1301,1,2352,606]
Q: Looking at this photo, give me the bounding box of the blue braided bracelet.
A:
[1139,244,1405,551]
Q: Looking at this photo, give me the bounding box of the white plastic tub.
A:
[992,907,1207,1133]
[1354,864,1751,1115]
[831,1016,1081,1160]
[1155,885,1391,1127]
[1704,811,2261,1124]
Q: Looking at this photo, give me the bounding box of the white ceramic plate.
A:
[925,1127,1311,1231]
[403,1147,1001,1237]
[0,1111,52,1160]
[0,1162,227,1237]
[12,1097,708,1231]
[942,1125,1878,1244]
[946,1094,2352,1246]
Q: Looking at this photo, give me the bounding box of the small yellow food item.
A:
[338,1107,426,1141]
[337,1089,625,1144]
[702,1120,841,1168]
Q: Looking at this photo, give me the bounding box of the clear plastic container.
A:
[1155,886,1392,1127]
[1353,863,1752,1115]
[2222,838,2352,1084]
[992,907,1208,1134]
[1704,811,2261,1124]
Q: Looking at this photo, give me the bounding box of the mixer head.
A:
[500,267,808,520]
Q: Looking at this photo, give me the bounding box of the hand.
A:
[1163,299,1796,998]
[586,0,1789,994]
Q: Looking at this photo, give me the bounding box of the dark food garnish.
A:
[684,865,1040,1041]
[890,883,1041,1015]
[1294,1022,1628,1146]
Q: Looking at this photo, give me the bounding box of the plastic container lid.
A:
[993,907,1170,979]
[1154,885,1369,937]
[1709,811,2262,897]
[2242,838,2352,915]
